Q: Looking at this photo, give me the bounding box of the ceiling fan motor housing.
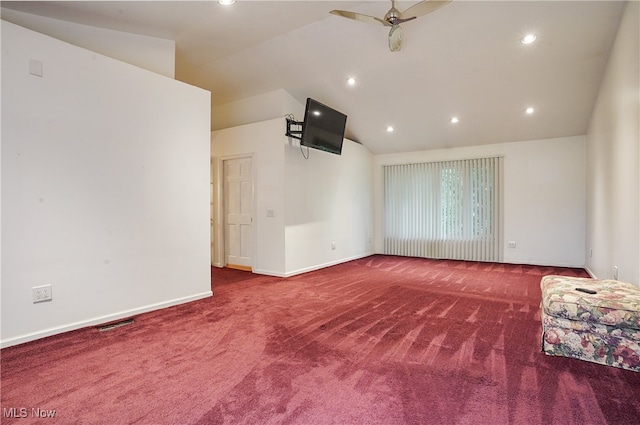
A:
[384,7,402,25]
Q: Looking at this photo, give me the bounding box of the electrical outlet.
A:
[508,241,517,248]
[613,266,619,280]
[32,285,52,303]
[331,242,336,250]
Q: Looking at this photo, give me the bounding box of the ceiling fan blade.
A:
[330,10,390,26]
[393,16,417,25]
[401,0,451,18]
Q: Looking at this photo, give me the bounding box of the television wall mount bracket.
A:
[285,118,303,140]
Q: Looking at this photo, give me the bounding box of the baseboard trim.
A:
[251,269,286,277]
[282,252,375,278]
[584,266,598,279]
[251,253,376,278]
[0,291,213,349]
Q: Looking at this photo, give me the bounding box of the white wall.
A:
[586,1,639,286]
[284,139,374,275]
[211,112,374,277]
[1,8,176,78]
[211,119,287,276]
[212,89,303,131]
[1,21,211,347]
[374,136,586,268]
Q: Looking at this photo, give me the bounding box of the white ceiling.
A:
[1,1,627,154]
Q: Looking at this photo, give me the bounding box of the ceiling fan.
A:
[330,0,451,52]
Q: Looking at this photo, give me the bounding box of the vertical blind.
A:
[383,157,501,262]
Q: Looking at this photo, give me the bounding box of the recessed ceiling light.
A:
[521,34,537,44]
[347,77,356,86]
[386,126,394,132]
[450,117,459,124]
[219,0,235,5]
[525,107,535,114]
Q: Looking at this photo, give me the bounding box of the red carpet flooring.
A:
[2,255,639,424]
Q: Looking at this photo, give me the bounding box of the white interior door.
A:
[223,157,253,270]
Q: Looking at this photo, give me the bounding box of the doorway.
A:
[222,156,254,271]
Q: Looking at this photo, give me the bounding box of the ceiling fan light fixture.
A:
[521,34,537,44]
[388,25,403,52]
[219,0,236,5]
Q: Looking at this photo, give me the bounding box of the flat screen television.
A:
[300,98,347,155]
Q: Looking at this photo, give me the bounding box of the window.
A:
[384,157,501,261]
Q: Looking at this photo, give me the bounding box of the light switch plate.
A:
[29,59,43,77]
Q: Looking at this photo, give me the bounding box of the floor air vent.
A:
[97,318,135,332]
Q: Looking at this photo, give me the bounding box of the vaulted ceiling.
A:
[1,1,627,154]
